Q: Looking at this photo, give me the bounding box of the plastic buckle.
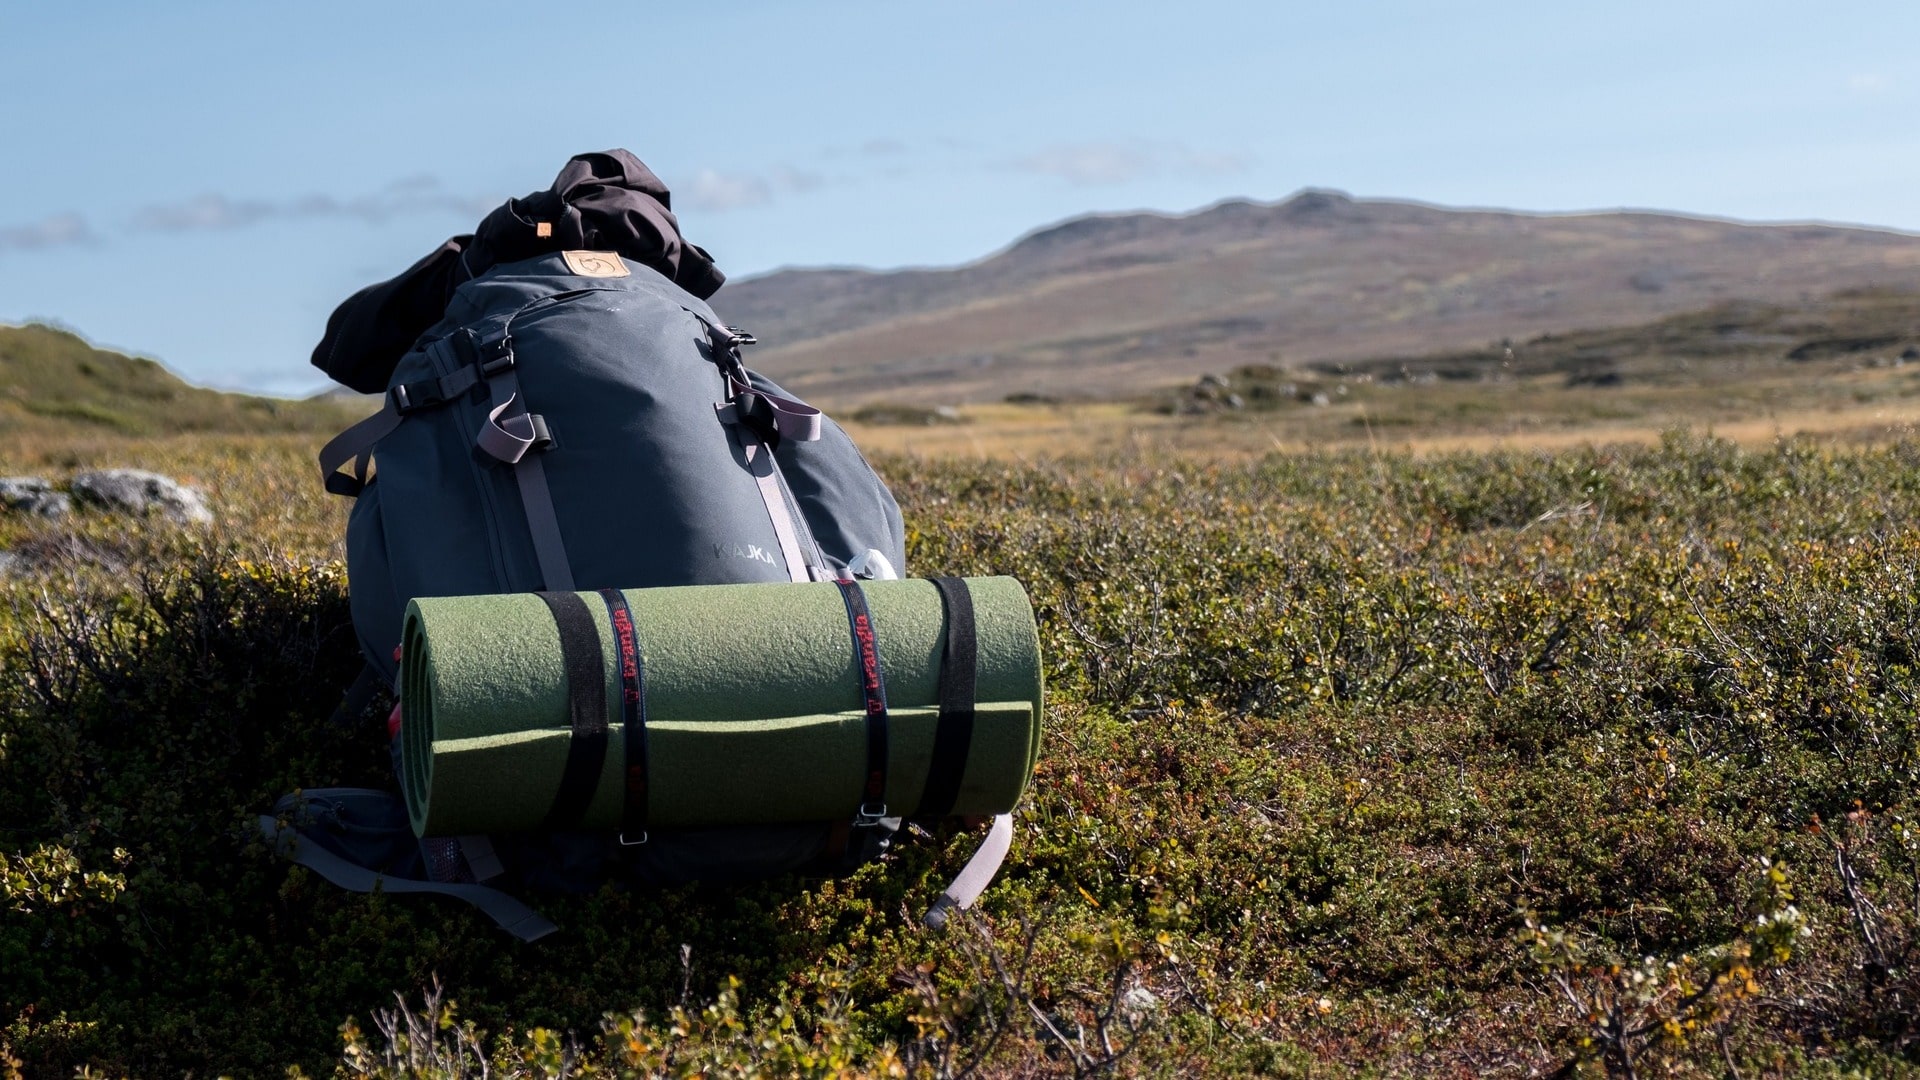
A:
[475,328,515,373]
[390,380,446,416]
[853,802,888,828]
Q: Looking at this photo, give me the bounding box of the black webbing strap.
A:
[537,591,607,830]
[834,578,890,824]
[597,589,649,843]
[918,577,979,818]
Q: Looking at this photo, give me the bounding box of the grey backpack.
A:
[277,250,932,938]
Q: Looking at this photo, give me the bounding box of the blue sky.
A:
[1,0,1914,395]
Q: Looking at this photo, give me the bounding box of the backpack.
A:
[265,248,1022,940]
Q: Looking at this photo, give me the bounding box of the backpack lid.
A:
[310,150,726,393]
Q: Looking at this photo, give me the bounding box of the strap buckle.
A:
[470,327,516,375]
[853,801,889,828]
[618,831,649,847]
[390,379,448,416]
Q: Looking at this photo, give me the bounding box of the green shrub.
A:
[2,433,1919,1076]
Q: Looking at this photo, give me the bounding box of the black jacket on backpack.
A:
[312,149,726,394]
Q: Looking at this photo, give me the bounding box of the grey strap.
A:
[924,813,1014,929]
[258,812,557,942]
[713,377,825,443]
[457,835,506,882]
[513,450,573,591]
[478,394,537,462]
[318,342,491,497]
[737,431,811,583]
[474,347,575,592]
[317,399,400,496]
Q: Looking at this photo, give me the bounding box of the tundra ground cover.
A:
[0,432,1917,1077]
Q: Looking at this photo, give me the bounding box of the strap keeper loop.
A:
[526,414,555,451]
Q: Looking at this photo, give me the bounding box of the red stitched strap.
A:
[834,578,890,821]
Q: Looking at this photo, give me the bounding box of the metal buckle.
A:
[853,802,888,828]
[619,831,649,847]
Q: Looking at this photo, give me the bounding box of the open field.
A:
[2,426,1919,1077]
[842,397,1920,460]
[837,288,1920,459]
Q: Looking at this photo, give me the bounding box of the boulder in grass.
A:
[71,469,213,525]
[0,476,71,519]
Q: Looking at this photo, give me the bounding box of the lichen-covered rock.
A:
[71,469,213,525]
[0,476,72,519]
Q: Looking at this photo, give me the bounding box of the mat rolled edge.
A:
[400,576,1043,837]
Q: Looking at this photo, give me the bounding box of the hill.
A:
[713,191,1920,405]
[0,323,369,437]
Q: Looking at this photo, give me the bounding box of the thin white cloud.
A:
[1847,72,1892,95]
[685,169,774,212]
[769,166,827,193]
[132,194,276,231]
[683,165,833,213]
[129,175,501,233]
[1009,140,1254,187]
[861,137,909,156]
[0,212,99,251]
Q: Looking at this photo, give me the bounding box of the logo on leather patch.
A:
[562,250,629,278]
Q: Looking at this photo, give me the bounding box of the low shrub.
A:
[1,432,1917,1076]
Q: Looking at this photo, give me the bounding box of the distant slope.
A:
[0,323,370,437]
[713,191,1920,405]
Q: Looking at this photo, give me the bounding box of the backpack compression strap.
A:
[471,325,574,591]
[915,578,1013,930]
[918,577,979,818]
[597,588,651,844]
[537,591,607,829]
[833,578,891,826]
[317,337,498,497]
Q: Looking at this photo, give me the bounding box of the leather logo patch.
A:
[562,250,629,278]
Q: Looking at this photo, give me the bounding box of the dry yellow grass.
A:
[840,396,1920,461]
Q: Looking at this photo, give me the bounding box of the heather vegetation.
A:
[2,431,1919,1077]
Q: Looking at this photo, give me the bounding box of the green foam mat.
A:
[400,577,1043,836]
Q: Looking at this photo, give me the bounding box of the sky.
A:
[1,0,1915,396]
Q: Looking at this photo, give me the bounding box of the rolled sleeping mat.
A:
[399,576,1043,837]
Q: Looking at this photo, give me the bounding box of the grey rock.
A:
[0,550,18,576]
[0,476,71,519]
[71,469,213,525]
